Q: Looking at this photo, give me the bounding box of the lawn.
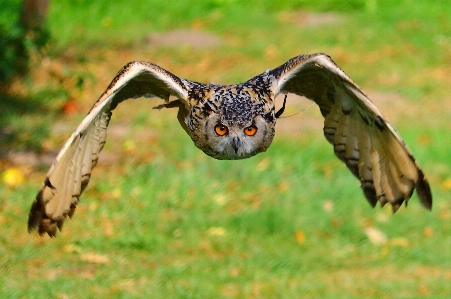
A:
[1,0,451,298]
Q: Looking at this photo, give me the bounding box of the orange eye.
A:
[214,124,229,136]
[244,126,257,136]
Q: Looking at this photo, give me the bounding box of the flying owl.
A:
[28,53,432,237]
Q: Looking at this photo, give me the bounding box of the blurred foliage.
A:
[46,0,369,48]
[0,0,52,153]
[0,25,27,81]
[0,0,50,82]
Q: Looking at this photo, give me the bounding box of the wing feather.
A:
[28,62,190,236]
[270,53,432,211]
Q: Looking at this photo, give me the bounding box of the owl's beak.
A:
[232,137,240,153]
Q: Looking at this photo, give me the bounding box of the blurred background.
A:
[1,0,450,297]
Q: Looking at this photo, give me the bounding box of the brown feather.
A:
[271,53,432,211]
[28,62,189,236]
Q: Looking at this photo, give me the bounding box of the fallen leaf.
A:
[264,45,279,60]
[88,202,97,211]
[131,186,142,197]
[207,227,226,237]
[256,158,270,172]
[390,237,410,248]
[46,268,63,280]
[418,284,431,296]
[190,19,205,30]
[295,230,305,244]
[213,194,228,206]
[63,244,83,254]
[2,167,24,187]
[80,252,109,264]
[375,212,390,223]
[172,229,182,238]
[423,227,434,238]
[380,244,390,257]
[442,178,451,191]
[323,164,333,177]
[123,139,136,152]
[62,99,78,115]
[115,279,135,293]
[323,200,334,212]
[111,188,121,199]
[439,209,451,220]
[277,181,290,192]
[330,218,343,228]
[417,134,432,145]
[364,227,387,245]
[102,217,115,237]
[230,268,239,277]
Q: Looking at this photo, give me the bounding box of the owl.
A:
[28,53,432,237]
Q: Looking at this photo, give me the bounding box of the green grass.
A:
[1,0,451,298]
[2,126,450,298]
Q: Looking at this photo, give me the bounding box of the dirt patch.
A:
[148,30,222,48]
[279,11,345,27]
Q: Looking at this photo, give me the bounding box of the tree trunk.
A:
[19,0,49,32]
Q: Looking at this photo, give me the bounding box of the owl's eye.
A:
[243,126,258,136]
[214,124,229,136]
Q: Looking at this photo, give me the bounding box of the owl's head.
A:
[190,92,276,160]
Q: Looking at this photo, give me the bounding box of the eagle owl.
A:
[28,53,432,237]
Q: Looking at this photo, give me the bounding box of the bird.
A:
[28,53,432,237]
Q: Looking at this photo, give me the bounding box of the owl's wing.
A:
[28,62,189,236]
[270,53,432,211]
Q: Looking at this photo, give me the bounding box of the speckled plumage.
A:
[28,53,432,237]
[177,76,276,159]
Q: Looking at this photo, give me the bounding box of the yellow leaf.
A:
[323,200,334,212]
[256,158,270,172]
[380,244,390,257]
[63,244,82,254]
[111,188,121,199]
[207,227,226,237]
[123,139,136,152]
[2,167,24,187]
[213,194,228,206]
[323,164,333,177]
[417,134,432,145]
[375,212,390,223]
[80,252,109,264]
[88,202,97,211]
[442,178,451,191]
[390,237,410,248]
[295,230,305,244]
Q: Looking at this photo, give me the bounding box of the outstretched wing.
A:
[270,53,432,211]
[28,62,189,236]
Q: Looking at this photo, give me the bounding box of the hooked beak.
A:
[232,137,240,154]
